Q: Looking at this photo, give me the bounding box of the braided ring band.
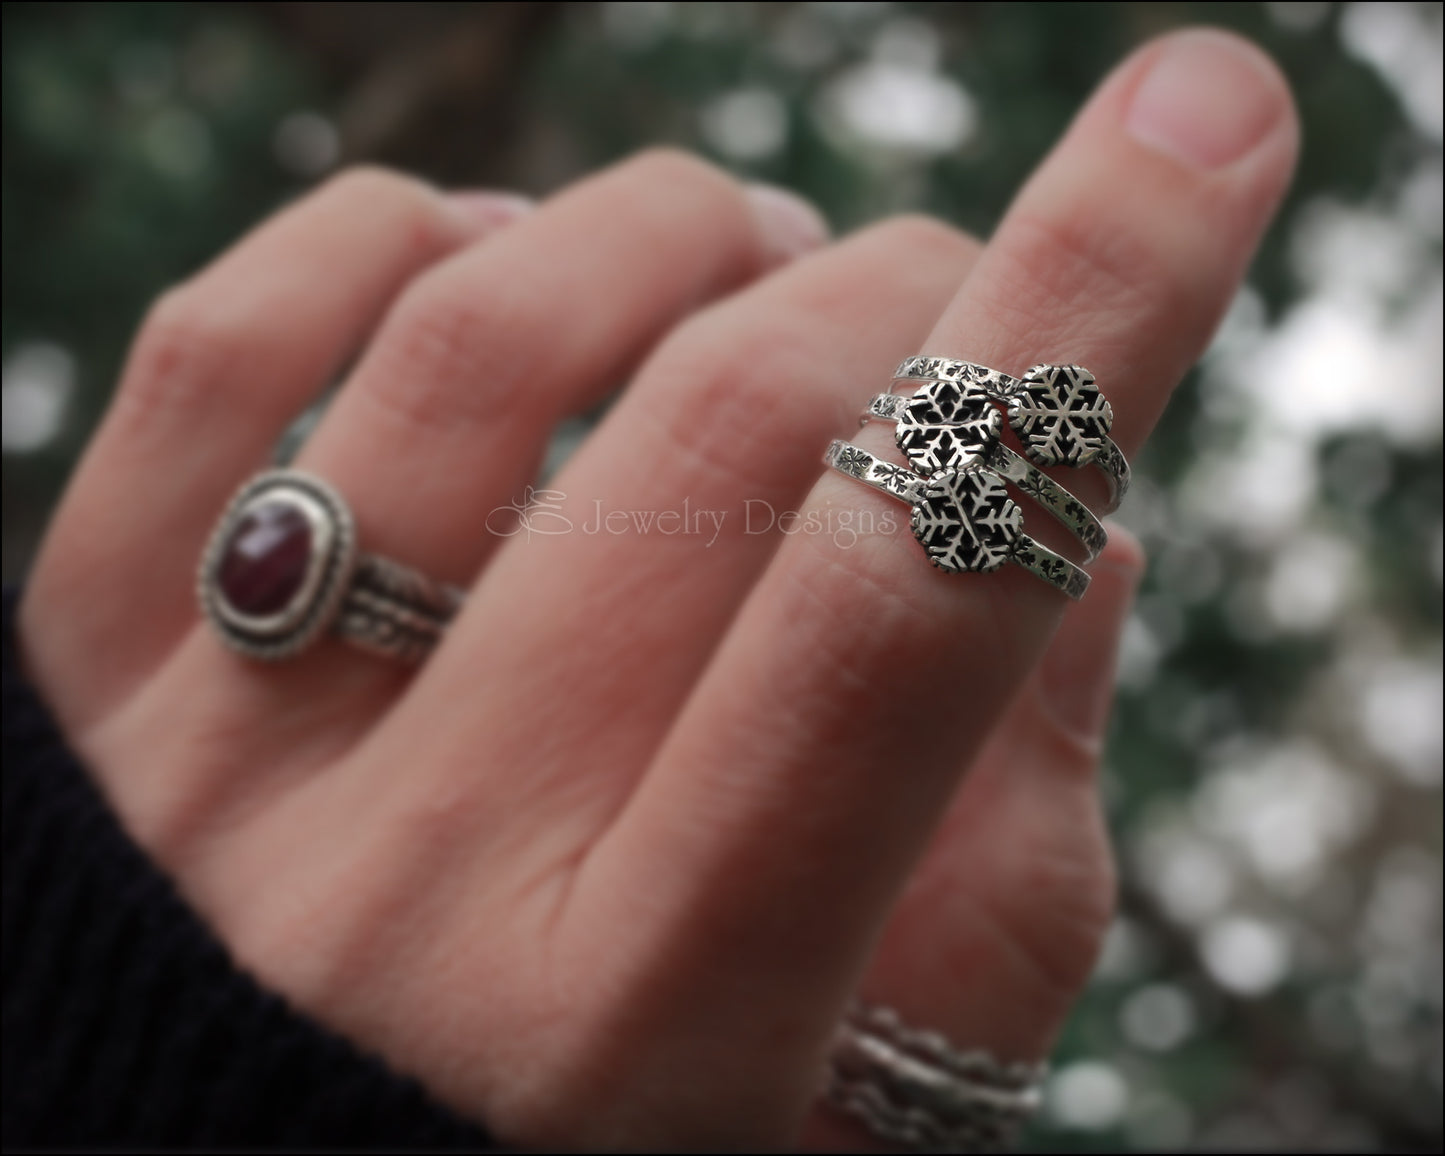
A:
[825,1001,1047,1152]
[198,469,460,663]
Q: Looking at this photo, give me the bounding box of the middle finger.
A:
[295,149,819,586]
[361,216,980,848]
[575,28,1297,1135]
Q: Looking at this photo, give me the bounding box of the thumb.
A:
[803,529,1146,1149]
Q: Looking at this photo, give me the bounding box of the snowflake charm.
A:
[896,379,1001,475]
[1007,364,1113,467]
[831,443,874,480]
[910,467,1022,573]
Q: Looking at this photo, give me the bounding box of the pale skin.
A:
[17,29,1297,1150]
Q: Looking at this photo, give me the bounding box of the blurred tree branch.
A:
[251,2,562,184]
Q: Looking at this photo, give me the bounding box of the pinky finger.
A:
[22,171,525,731]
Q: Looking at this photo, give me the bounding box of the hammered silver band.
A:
[862,394,1106,560]
[892,356,1130,512]
[826,1001,1046,1152]
[824,441,1090,600]
[198,469,460,664]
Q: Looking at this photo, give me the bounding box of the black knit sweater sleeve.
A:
[2,588,495,1149]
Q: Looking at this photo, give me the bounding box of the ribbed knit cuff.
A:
[2,586,495,1148]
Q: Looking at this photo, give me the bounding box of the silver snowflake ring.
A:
[862,378,1107,560]
[823,440,1090,599]
[198,468,461,662]
[890,355,1131,512]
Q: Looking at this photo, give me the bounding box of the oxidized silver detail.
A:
[891,355,1131,511]
[825,1000,1046,1152]
[826,439,935,504]
[910,468,1021,574]
[823,441,1090,599]
[199,469,460,663]
[893,355,1020,398]
[862,380,1108,561]
[981,441,1108,560]
[897,379,1003,475]
[1008,363,1113,466]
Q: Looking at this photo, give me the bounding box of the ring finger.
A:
[295,149,826,589]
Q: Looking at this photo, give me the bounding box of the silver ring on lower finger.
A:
[197,468,461,663]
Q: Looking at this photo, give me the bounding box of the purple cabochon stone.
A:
[217,500,312,618]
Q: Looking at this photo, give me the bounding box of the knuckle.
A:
[608,148,750,253]
[321,164,427,212]
[870,213,980,263]
[619,147,735,199]
[318,164,459,261]
[988,210,1164,340]
[995,820,1116,999]
[119,285,249,418]
[364,277,546,430]
[642,310,816,484]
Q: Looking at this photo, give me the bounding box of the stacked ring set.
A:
[825,356,1129,601]
[192,353,1128,1150]
[197,354,1128,671]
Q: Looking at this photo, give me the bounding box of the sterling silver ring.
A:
[861,377,1107,560]
[198,469,460,663]
[825,1001,1046,1152]
[823,441,1090,600]
[891,356,1130,512]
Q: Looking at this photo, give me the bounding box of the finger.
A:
[873,532,1145,1054]
[78,156,825,862]
[803,532,1144,1149]
[930,27,1300,487]
[294,152,829,587]
[23,172,525,727]
[579,28,1296,1136]
[365,217,980,843]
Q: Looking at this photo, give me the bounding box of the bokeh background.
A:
[3,2,1441,1150]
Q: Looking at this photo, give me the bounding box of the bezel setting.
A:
[198,469,357,660]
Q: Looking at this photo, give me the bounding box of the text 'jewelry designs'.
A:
[199,469,460,663]
[1008,363,1113,467]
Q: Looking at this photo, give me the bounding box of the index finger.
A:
[570,28,1298,1138]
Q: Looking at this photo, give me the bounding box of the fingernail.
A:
[745,183,830,264]
[445,191,534,231]
[1126,30,1289,170]
[1038,544,1145,745]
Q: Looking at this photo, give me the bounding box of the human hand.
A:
[18,28,1296,1149]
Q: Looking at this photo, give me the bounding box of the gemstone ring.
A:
[198,469,460,663]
